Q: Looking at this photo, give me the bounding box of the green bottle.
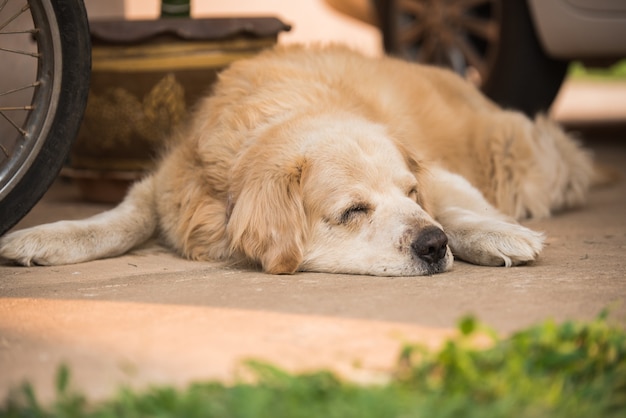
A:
[160,0,190,17]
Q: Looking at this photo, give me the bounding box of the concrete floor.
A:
[1,0,626,405]
[1,91,625,402]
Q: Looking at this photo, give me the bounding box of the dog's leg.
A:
[426,167,544,267]
[0,176,158,266]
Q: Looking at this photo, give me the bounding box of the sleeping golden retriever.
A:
[0,45,600,276]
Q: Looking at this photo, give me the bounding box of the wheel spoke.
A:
[0,81,39,98]
[453,0,494,9]
[398,0,426,17]
[0,45,39,57]
[450,33,487,77]
[0,110,27,136]
[0,28,37,35]
[417,35,439,63]
[0,2,29,32]
[398,23,425,45]
[457,15,499,41]
[0,1,37,154]
[0,143,9,158]
[0,105,34,111]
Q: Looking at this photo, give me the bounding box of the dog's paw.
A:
[0,222,80,266]
[448,220,544,267]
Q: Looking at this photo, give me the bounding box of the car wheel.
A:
[374,0,569,115]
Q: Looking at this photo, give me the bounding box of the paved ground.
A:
[1,0,625,405]
[1,83,625,402]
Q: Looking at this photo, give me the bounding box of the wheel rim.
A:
[0,0,62,201]
[393,0,501,86]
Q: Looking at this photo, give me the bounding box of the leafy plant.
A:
[2,312,624,418]
[569,60,626,81]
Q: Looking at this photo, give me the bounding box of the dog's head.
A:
[226,115,453,276]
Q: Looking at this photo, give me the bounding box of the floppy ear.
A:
[393,139,431,213]
[227,144,308,274]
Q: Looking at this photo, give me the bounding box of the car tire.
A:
[374,0,569,115]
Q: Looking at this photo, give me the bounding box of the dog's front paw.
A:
[448,221,544,267]
[0,222,77,266]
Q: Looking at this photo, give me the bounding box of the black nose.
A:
[411,227,448,264]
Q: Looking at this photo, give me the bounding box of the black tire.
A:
[481,0,568,115]
[0,0,91,236]
[374,0,568,115]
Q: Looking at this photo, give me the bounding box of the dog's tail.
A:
[0,175,158,266]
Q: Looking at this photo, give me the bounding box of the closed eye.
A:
[339,203,370,224]
[408,186,419,202]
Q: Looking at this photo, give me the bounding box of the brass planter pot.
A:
[64,17,290,203]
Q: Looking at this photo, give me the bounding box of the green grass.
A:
[2,312,625,418]
[569,60,626,81]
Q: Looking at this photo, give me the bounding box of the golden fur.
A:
[0,45,597,276]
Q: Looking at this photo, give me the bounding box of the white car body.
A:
[529,0,626,59]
